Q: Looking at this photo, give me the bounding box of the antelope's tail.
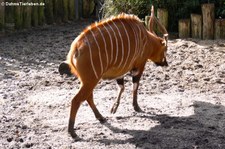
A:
[59,41,78,77]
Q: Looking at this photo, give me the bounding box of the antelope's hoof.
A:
[134,105,143,113]
[68,130,77,138]
[98,116,107,123]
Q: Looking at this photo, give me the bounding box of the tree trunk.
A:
[0,0,5,33]
[191,14,202,39]
[214,19,225,39]
[202,3,215,40]
[179,19,190,38]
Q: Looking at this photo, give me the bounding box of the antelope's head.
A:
[148,6,168,67]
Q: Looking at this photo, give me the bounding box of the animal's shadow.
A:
[94,101,225,149]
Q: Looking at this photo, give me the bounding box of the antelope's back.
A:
[69,14,149,80]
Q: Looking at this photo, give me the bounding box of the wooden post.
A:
[157,8,168,30]
[79,0,83,18]
[45,0,54,24]
[23,0,32,28]
[53,0,63,23]
[38,0,45,25]
[191,14,202,39]
[221,19,225,39]
[14,1,23,30]
[75,0,79,20]
[5,0,15,32]
[68,0,75,20]
[31,0,39,27]
[0,0,5,33]
[202,3,215,40]
[63,0,69,22]
[215,19,225,39]
[82,0,90,18]
[179,19,190,38]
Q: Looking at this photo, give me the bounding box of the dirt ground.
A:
[0,21,225,149]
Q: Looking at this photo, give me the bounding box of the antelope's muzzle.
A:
[154,59,168,67]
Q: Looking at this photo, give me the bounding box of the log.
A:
[191,14,202,39]
[215,19,225,39]
[68,0,75,20]
[45,0,54,24]
[38,0,45,25]
[0,0,5,33]
[23,0,32,28]
[31,0,39,26]
[202,3,215,40]
[179,19,190,38]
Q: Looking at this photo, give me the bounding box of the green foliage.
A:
[102,0,151,19]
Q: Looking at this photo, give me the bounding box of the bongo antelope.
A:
[59,6,168,138]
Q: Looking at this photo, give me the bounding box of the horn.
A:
[153,15,168,45]
[153,15,168,35]
[149,5,154,33]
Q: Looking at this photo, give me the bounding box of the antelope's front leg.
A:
[111,78,124,114]
[132,74,142,112]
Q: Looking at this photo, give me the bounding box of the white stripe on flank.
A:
[102,23,113,65]
[119,20,131,70]
[84,35,98,79]
[90,30,104,75]
[108,22,119,65]
[112,21,124,68]
[96,25,109,69]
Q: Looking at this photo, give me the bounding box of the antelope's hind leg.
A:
[68,83,97,138]
[87,93,106,123]
[111,78,125,114]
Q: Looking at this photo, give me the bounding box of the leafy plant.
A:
[102,0,151,19]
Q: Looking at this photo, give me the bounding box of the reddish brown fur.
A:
[59,6,168,138]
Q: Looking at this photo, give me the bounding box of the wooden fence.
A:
[0,1,224,39]
[0,0,97,34]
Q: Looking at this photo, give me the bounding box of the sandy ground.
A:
[0,21,225,149]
